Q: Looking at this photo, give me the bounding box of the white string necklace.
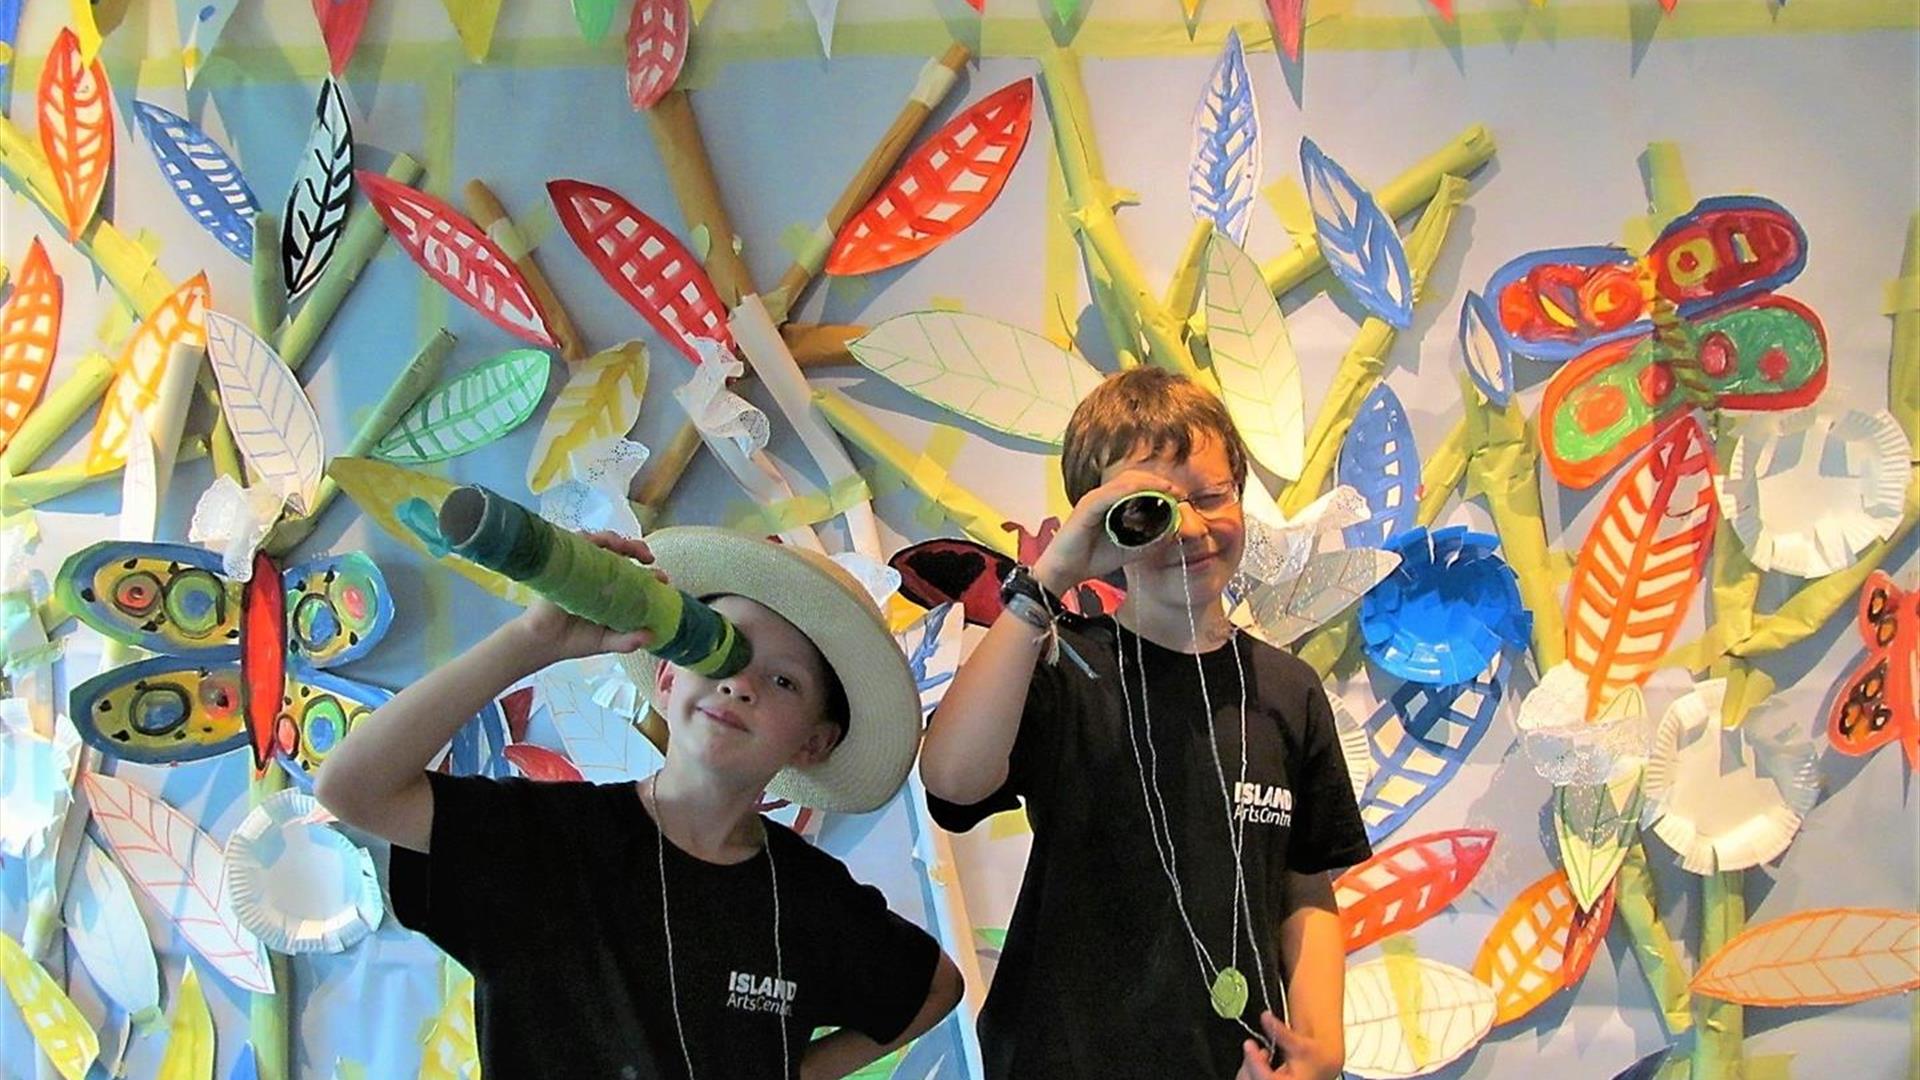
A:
[647,776,790,1080]
[1113,549,1285,1052]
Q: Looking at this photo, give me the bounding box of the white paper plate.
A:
[1718,408,1911,578]
[225,789,383,954]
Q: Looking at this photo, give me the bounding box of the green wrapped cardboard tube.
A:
[437,485,751,678]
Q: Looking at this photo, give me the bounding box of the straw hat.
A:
[619,527,922,814]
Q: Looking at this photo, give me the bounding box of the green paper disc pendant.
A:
[1210,967,1249,1019]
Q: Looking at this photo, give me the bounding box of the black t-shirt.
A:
[390,772,941,1079]
[928,616,1372,1079]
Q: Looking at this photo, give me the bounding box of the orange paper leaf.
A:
[825,78,1035,277]
[86,274,210,474]
[549,178,731,366]
[1473,868,1577,1026]
[1334,829,1496,953]
[1565,416,1716,715]
[37,27,115,241]
[0,239,64,449]
[1692,907,1920,1007]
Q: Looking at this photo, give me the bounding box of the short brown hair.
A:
[1060,368,1251,504]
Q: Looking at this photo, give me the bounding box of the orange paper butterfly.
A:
[1826,571,1918,769]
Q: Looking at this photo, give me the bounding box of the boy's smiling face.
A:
[656,595,844,788]
[1103,430,1247,612]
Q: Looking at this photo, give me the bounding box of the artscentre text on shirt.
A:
[727,971,798,1016]
[1233,781,1294,826]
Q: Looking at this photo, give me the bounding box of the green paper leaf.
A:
[372,349,551,463]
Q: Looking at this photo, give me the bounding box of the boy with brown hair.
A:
[920,368,1371,1079]
[318,527,963,1078]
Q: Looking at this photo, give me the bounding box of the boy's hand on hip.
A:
[509,531,661,664]
[1031,469,1178,594]
[1235,1012,1342,1080]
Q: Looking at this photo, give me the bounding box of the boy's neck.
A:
[643,763,771,864]
[1114,593,1234,654]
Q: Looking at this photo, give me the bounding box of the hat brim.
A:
[620,527,922,813]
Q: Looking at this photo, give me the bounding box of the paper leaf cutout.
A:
[1718,408,1909,579]
[419,971,480,1080]
[1691,908,1920,1007]
[1188,29,1261,246]
[1564,883,1616,989]
[312,0,370,75]
[1359,652,1506,843]
[1827,570,1919,768]
[1360,526,1531,687]
[1339,384,1420,549]
[572,0,617,39]
[131,100,259,261]
[1267,0,1304,60]
[626,0,690,110]
[358,171,559,348]
[440,0,502,62]
[527,340,649,493]
[155,964,215,1080]
[1240,547,1398,650]
[1204,229,1304,480]
[0,239,63,450]
[1329,690,1374,805]
[37,27,114,241]
[283,78,354,299]
[504,743,586,782]
[1459,291,1513,406]
[1565,417,1716,715]
[1474,869,1578,1026]
[84,773,274,993]
[1343,955,1494,1078]
[847,311,1102,447]
[205,312,325,512]
[549,178,732,364]
[176,0,238,85]
[1299,136,1412,329]
[826,79,1035,276]
[66,838,162,1022]
[371,348,549,463]
[1553,765,1645,912]
[0,930,99,1080]
[1644,679,1819,874]
[1334,829,1496,952]
[87,274,211,474]
[535,662,665,783]
[328,457,534,606]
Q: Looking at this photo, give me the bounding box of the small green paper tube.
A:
[436,486,751,678]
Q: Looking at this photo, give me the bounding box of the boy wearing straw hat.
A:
[920,369,1372,1079]
[317,527,963,1079]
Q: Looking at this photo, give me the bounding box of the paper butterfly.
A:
[1826,571,1918,769]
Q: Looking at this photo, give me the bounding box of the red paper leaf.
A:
[1334,829,1496,952]
[500,685,536,744]
[356,171,558,348]
[825,79,1035,277]
[548,178,731,365]
[1563,882,1616,989]
[0,239,64,450]
[1474,869,1578,1026]
[626,0,691,110]
[312,0,371,76]
[504,743,585,783]
[37,28,115,241]
[1566,416,1716,715]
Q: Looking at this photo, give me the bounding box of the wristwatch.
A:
[999,563,1062,617]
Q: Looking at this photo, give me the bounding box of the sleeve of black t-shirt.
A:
[923,646,1071,833]
[1284,673,1374,875]
[388,771,577,973]
[805,849,945,1044]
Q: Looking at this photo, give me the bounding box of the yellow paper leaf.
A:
[526,341,649,493]
[155,965,215,1080]
[0,930,100,1080]
[420,972,480,1080]
[327,457,533,606]
[440,0,502,62]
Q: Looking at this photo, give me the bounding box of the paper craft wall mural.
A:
[0,1,1913,1078]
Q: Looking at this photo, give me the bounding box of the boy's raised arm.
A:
[314,533,656,852]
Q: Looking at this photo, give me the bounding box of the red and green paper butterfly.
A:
[57,541,393,776]
[1827,571,1918,770]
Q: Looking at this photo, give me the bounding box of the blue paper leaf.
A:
[0,0,22,115]
[1338,384,1420,550]
[1358,650,1508,843]
[131,101,260,261]
[1458,291,1514,406]
[1299,136,1414,328]
[1610,1046,1674,1080]
[1188,28,1261,246]
[448,701,512,778]
[283,78,355,298]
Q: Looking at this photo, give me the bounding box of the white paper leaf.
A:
[204,312,325,514]
[536,661,665,783]
[1344,955,1495,1078]
[1204,229,1304,481]
[65,838,162,1023]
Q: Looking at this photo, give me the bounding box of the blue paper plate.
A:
[1358,526,1532,685]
